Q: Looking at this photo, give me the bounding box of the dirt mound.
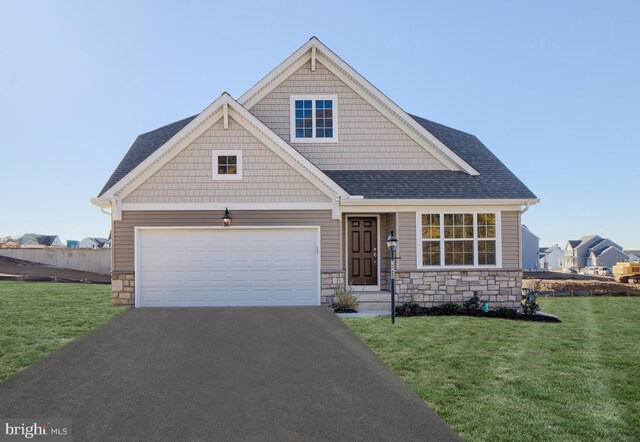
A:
[523,278,640,295]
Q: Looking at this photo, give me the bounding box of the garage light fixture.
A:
[222,208,232,227]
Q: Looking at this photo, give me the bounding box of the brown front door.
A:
[348,217,377,286]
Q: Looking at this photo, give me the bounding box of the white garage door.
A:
[136,228,320,307]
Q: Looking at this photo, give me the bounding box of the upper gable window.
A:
[212,150,243,180]
[289,95,338,143]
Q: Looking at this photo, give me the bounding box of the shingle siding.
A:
[249,60,448,171]
[123,117,330,204]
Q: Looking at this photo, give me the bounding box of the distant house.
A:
[538,245,563,269]
[625,250,640,262]
[560,235,629,269]
[521,225,540,270]
[18,233,63,248]
[67,240,80,248]
[80,237,109,249]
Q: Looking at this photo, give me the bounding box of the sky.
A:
[0,0,638,249]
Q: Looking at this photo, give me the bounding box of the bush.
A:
[332,286,358,313]
[493,306,519,319]
[521,285,541,316]
[396,299,424,317]
[432,302,463,315]
[463,291,482,312]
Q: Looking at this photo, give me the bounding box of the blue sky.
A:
[0,0,638,249]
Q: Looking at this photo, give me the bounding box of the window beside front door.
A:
[418,212,500,268]
[212,150,243,180]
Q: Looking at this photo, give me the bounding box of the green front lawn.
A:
[0,281,125,382]
[344,298,639,442]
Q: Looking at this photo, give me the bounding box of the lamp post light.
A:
[386,230,398,324]
[222,208,231,227]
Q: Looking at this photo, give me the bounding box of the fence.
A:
[0,248,111,275]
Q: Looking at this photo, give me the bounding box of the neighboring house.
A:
[538,245,563,270]
[67,240,80,248]
[560,235,628,269]
[521,225,540,270]
[624,250,640,262]
[18,233,63,248]
[588,246,629,268]
[92,37,538,308]
[80,237,109,249]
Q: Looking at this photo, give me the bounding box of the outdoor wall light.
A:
[222,208,231,227]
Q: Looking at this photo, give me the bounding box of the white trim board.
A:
[95,93,350,204]
[239,37,479,176]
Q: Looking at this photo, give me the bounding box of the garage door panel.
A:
[137,228,319,307]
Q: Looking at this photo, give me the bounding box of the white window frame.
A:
[416,211,502,269]
[289,95,339,143]
[212,150,243,180]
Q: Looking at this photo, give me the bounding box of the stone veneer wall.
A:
[321,271,345,305]
[395,270,523,308]
[111,272,134,306]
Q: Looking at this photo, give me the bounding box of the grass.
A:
[0,281,125,382]
[343,298,640,442]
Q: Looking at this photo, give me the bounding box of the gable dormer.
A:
[242,38,478,174]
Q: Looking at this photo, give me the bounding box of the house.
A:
[80,237,109,249]
[521,225,540,270]
[91,37,538,308]
[17,233,64,248]
[560,235,628,269]
[624,250,640,262]
[538,245,563,269]
[67,240,80,248]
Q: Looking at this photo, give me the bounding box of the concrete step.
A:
[355,292,396,302]
[358,302,392,312]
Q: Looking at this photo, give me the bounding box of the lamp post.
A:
[386,230,398,324]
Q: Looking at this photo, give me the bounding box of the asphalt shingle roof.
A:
[98,112,537,201]
[325,115,536,199]
[99,115,197,196]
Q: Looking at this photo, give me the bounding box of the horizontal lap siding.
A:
[249,60,447,171]
[501,211,521,269]
[113,210,339,272]
[397,212,417,270]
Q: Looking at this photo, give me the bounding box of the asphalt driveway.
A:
[0,307,459,441]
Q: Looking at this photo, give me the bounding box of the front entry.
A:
[348,217,378,286]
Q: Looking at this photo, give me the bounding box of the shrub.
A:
[332,286,358,313]
[396,299,423,317]
[432,302,463,315]
[521,283,541,316]
[493,306,519,319]
[463,291,482,312]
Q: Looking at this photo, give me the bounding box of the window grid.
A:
[291,96,337,142]
[420,213,498,267]
[217,155,237,175]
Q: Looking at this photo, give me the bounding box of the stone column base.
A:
[321,271,345,305]
[111,272,134,307]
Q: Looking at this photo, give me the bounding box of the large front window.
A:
[290,95,338,142]
[420,212,499,267]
